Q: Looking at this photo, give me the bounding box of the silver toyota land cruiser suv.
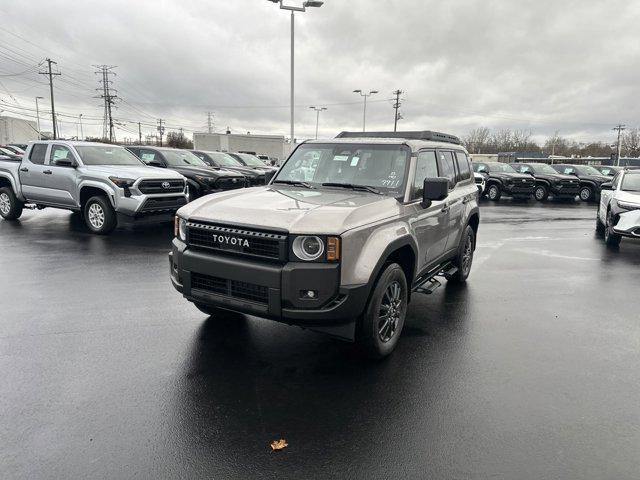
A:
[170,131,480,357]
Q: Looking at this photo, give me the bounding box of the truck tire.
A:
[534,185,549,202]
[579,185,594,202]
[487,184,501,201]
[450,225,475,283]
[357,263,408,359]
[604,210,621,247]
[595,209,605,236]
[84,195,117,234]
[0,186,24,220]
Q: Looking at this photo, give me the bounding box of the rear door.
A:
[45,144,80,206]
[438,150,473,253]
[18,143,50,202]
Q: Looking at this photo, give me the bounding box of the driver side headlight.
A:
[174,216,187,241]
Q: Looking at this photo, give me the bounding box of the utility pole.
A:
[392,89,403,132]
[78,114,83,141]
[207,112,214,134]
[157,119,165,146]
[309,106,327,139]
[39,59,61,139]
[94,65,118,142]
[138,122,142,143]
[613,124,626,166]
[35,96,44,139]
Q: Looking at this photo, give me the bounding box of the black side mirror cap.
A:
[422,177,449,207]
[54,159,75,168]
[148,160,164,168]
[600,182,613,190]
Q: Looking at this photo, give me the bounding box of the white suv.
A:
[596,168,640,247]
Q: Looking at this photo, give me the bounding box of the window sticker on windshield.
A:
[350,156,360,166]
[333,155,349,162]
[141,153,155,161]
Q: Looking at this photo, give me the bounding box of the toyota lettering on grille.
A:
[161,181,171,189]
[212,234,250,248]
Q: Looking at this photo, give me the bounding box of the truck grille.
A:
[215,177,245,191]
[191,272,268,304]
[475,177,483,184]
[187,222,287,261]
[139,196,187,213]
[138,179,185,194]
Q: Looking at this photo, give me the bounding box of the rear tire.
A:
[0,187,24,220]
[595,210,605,236]
[84,196,117,235]
[579,185,594,202]
[487,184,501,201]
[357,263,408,359]
[534,185,549,202]
[450,225,475,283]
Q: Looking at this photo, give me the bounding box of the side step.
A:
[412,262,459,295]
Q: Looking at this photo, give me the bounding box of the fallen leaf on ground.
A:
[270,439,288,451]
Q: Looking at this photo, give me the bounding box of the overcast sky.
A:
[1,0,639,144]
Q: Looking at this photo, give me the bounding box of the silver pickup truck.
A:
[0,140,188,234]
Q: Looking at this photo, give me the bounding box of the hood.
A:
[78,164,184,180]
[580,174,610,183]
[492,172,532,180]
[169,165,243,178]
[535,172,578,181]
[617,190,640,204]
[222,166,262,177]
[178,186,400,234]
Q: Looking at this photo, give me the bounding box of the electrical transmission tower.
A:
[613,124,626,166]
[207,112,214,133]
[39,58,61,139]
[392,89,404,132]
[94,65,119,142]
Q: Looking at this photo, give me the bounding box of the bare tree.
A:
[622,128,640,157]
[463,127,491,153]
[166,131,194,149]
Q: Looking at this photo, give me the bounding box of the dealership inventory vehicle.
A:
[1,145,25,156]
[0,141,187,234]
[473,172,485,196]
[191,150,267,186]
[550,164,610,202]
[510,162,580,201]
[126,146,246,200]
[228,152,279,173]
[472,161,535,200]
[0,146,21,160]
[593,165,623,177]
[170,131,479,358]
[596,169,640,247]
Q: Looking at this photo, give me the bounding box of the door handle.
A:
[19,167,29,172]
[43,170,52,175]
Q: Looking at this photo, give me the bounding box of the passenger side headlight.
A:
[174,216,188,241]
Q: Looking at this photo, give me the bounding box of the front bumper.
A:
[550,184,580,196]
[503,183,535,196]
[169,239,368,340]
[612,209,640,237]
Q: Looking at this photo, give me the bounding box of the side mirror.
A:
[264,170,277,183]
[600,182,613,191]
[54,159,75,168]
[422,177,449,208]
[148,160,164,168]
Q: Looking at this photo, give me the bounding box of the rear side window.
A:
[438,151,456,188]
[29,144,47,165]
[455,152,472,181]
[413,150,438,199]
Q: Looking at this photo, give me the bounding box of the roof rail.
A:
[335,130,461,145]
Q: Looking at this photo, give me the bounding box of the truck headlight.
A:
[617,200,640,211]
[174,216,187,241]
[292,236,325,261]
[109,176,135,188]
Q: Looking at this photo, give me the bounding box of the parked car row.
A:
[472,161,625,203]
[0,141,280,235]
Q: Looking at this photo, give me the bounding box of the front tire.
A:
[84,196,117,234]
[534,185,549,202]
[450,225,475,283]
[604,210,621,247]
[357,263,408,359]
[579,185,594,202]
[0,187,24,220]
[487,184,502,201]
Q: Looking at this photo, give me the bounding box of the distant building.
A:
[193,132,292,162]
[0,116,39,144]
[469,153,499,162]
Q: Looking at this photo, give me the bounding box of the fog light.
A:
[300,290,317,299]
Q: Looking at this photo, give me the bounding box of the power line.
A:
[94,65,118,142]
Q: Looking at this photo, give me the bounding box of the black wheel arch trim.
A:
[365,236,419,302]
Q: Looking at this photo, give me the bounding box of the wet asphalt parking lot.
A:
[1,199,639,479]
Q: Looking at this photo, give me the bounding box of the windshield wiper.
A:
[321,182,382,194]
[273,179,314,189]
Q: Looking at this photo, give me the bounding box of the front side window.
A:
[75,146,143,166]
[49,145,73,164]
[274,143,410,196]
[29,143,48,165]
[413,150,438,199]
[438,151,456,187]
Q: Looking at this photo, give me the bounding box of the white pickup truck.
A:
[0,140,187,234]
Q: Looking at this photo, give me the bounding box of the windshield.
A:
[621,173,640,192]
[75,146,144,166]
[162,150,207,167]
[535,164,561,174]
[575,165,601,176]
[235,153,266,167]
[488,163,517,173]
[208,152,243,167]
[274,143,410,196]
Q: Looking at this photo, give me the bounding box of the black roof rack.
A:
[335,130,461,145]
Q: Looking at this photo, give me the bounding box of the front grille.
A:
[215,177,245,191]
[140,196,187,213]
[475,177,483,184]
[191,272,268,304]
[187,222,287,261]
[139,179,185,194]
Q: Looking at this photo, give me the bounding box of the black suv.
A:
[191,150,266,186]
[510,163,580,201]
[550,164,610,202]
[472,161,535,200]
[126,146,246,200]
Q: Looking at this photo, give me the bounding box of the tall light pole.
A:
[353,89,378,132]
[79,114,84,141]
[613,124,626,166]
[35,96,44,139]
[309,106,327,139]
[267,0,324,146]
